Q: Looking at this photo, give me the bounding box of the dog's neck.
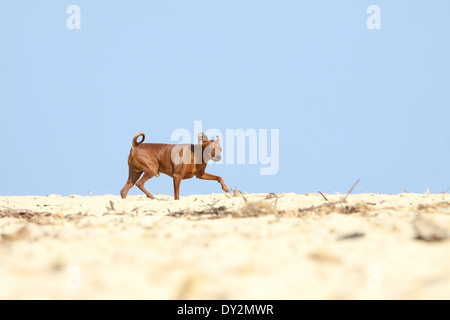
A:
[192,141,213,164]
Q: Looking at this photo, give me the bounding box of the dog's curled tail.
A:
[132,132,145,150]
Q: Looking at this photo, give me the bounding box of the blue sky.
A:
[0,1,449,196]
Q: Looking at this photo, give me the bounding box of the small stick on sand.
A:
[318,191,329,202]
[232,187,248,204]
[299,179,361,213]
[343,179,360,202]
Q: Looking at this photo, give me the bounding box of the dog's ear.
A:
[198,133,208,144]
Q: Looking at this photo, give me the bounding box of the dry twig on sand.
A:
[167,205,233,219]
[0,206,52,219]
[298,179,361,214]
[318,191,329,202]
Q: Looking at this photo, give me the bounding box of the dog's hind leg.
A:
[135,170,158,199]
[120,167,143,199]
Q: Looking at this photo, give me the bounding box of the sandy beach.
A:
[0,192,449,299]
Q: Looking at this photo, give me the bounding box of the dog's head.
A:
[198,133,223,162]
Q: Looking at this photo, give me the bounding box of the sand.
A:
[0,192,449,300]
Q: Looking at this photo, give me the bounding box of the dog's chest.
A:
[183,164,205,179]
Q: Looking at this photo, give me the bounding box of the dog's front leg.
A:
[173,174,182,200]
[196,172,230,193]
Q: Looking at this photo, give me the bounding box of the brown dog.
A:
[120,132,229,200]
